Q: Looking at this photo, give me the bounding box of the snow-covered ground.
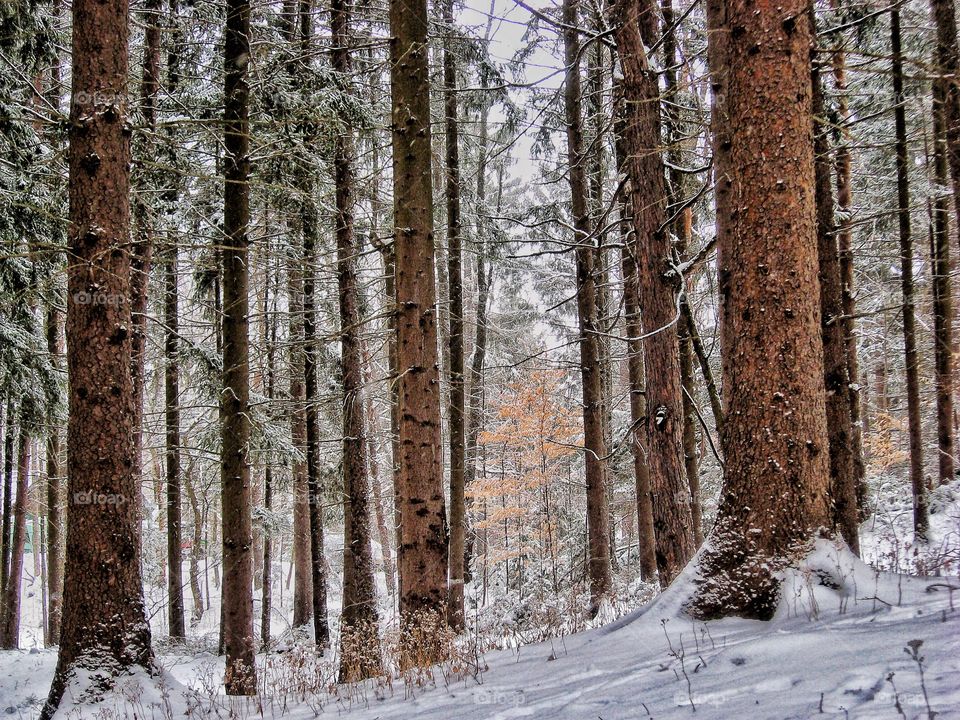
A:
[2,485,958,719]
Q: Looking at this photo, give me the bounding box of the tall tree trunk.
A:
[827,7,867,515]
[41,0,155,705]
[165,230,185,639]
[45,308,63,646]
[260,269,276,649]
[277,0,312,636]
[930,0,960,245]
[812,53,860,554]
[587,23,617,571]
[0,428,30,648]
[661,0,703,549]
[129,0,162,529]
[389,0,450,659]
[890,10,927,540]
[184,473,204,627]
[302,201,329,650]
[297,0,329,651]
[613,104,658,581]
[931,71,956,485]
[0,402,13,597]
[220,0,257,689]
[691,0,833,619]
[443,0,467,632]
[613,0,696,586]
[563,0,612,610]
[164,0,185,642]
[288,252,312,629]
[463,12,496,580]
[332,0,381,680]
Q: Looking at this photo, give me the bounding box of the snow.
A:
[2,500,958,718]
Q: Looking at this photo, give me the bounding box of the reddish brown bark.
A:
[288,253,313,630]
[332,0,381,680]
[563,0,613,610]
[42,0,155,706]
[692,0,832,619]
[812,59,860,554]
[613,0,696,586]
[389,0,450,660]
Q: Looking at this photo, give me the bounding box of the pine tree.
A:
[42,0,155,707]
[220,0,257,690]
[333,0,381,680]
[390,0,451,659]
[562,0,612,612]
[691,0,833,618]
[613,0,696,586]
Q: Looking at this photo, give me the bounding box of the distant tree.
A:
[562,0,612,613]
[890,9,927,539]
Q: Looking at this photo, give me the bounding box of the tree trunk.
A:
[0,402,13,597]
[612,0,696,586]
[563,0,612,611]
[288,251,312,629]
[389,0,451,659]
[661,0,703,550]
[302,201,329,650]
[0,427,30,648]
[41,0,155,705]
[220,0,257,689]
[827,8,867,515]
[812,55,860,554]
[931,71,956,485]
[691,0,833,619]
[587,27,617,572]
[613,104,658,581]
[298,0,329,651]
[260,271,276,649]
[930,0,960,248]
[463,27,496,582]
[890,10,927,540]
[184,473,204,627]
[45,308,63,646]
[332,0,381,680]
[442,0,467,633]
[129,0,162,532]
[165,239,185,640]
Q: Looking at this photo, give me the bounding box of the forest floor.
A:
[2,480,958,719]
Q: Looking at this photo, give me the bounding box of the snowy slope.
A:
[2,539,957,719]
